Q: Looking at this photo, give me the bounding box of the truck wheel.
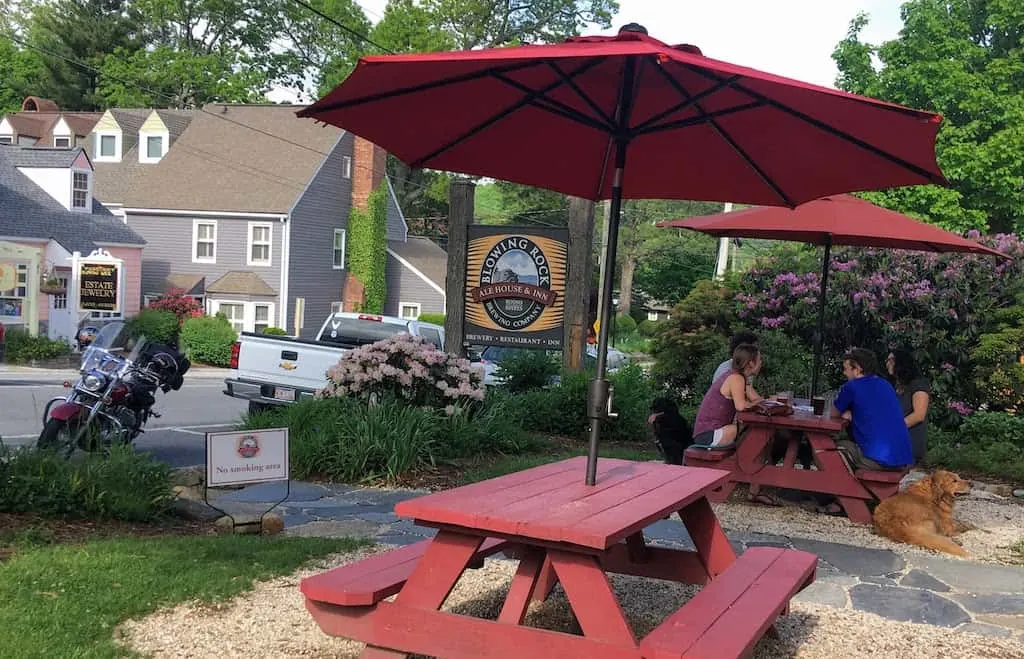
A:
[248,402,274,416]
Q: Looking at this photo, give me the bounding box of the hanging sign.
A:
[464,226,568,349]
[79,262,120,312]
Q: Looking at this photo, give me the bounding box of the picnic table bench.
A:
[683,406,908,523]
[301,457,817,658]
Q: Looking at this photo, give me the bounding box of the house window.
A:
[98,134,117,158]
[342,155,352,179]
[52,277,69,310]
[193,221,217,263]
[0,136,12,145]
[54,136,71,148]
[333,229,346,269]
[72,172,89,209]
[247,222,272,266]
[399,302,421,320]
[217,302,245,333]
[254,303,272,333]
[0,264,28,320]
[647,311,659,322]
[146,135,163,159]
[330,301,343,313]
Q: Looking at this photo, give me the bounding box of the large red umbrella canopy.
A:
[299,24,949,484]
[658,195,1008,394]
[299,30,947,207]
[658,195,1007,258]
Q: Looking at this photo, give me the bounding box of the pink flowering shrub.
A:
[318,334,485,413]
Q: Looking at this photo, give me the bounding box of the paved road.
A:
[0,369,247,467]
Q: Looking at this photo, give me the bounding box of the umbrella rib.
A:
[675,62,947,185]
[544,61,617,128]
[489,72,615,132]
[636,101,765,134]
[297,60,541,115]
[631,75,743,132]
[650,63,795,207]
[408,58,605,169]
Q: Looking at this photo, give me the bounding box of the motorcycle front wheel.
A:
[37,418,80,458]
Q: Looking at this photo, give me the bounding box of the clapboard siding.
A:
[287,132,351,339]
[126,212,282,303]
[385,178,407,242]
[384,253,445,316]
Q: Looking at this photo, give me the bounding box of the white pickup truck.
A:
[223,312,445,414]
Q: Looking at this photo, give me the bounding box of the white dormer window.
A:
[72,171,90,209]
[54,136,70,148]
[139,131,168,163]
[95,133,120,162]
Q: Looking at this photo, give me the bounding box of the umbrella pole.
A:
[586,151,626,485]
[811,235,832,396]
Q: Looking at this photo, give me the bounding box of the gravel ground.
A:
[119,553,1024,659]
[713,491,1024,565]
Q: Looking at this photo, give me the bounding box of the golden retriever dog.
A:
[873,470,973,557]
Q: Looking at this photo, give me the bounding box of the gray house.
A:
[114,104,447,338]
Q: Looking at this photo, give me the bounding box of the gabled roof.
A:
[0,145,145,253]
[9,147,84,168]
[1,111,102,143]
[122,104,343,213]
[205,271,276,296]
[387,236,448,291]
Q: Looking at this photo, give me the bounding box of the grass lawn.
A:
[461,445,660,484]
[0,533,369,658]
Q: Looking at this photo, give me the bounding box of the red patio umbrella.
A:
[299,23,948,485]
[658,194,1009,394]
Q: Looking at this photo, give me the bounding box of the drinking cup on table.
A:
[777,391,792,405]
[811,396,827,415]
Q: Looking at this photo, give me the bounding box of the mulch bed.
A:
[0,512,215,561]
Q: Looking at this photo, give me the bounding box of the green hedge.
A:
[262,327,288,335]
[180,315,236,366]
[418,313,446,326]
[2,329,70,363]
[128,309,179,345]
[347,184,388,313]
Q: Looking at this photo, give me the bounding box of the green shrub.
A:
[347,184,388,313]
[128,309,179,345]
[262,327,288,335]
[638,319,660,337]
[614,313,637,336]
[2,328,70,363]
[0,444,174,522]
[494,350,559,392]
[957,412,1024,449]
[924,429,1024,483]
[180,315,237,366]
[418,313,446,326]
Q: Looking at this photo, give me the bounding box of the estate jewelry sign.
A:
[205,429,289,487]
[464,225,568,349]
[78,262,120,312]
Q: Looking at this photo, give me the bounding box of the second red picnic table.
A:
[685,404,909,523]
[301,456,817,658]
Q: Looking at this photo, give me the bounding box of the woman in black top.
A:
[886,348,930,463]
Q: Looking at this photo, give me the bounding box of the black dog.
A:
[648,397,693,465]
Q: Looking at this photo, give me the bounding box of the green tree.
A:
[832,2,1024,234]
[26,0,144,109]
[0,37,45,113]
[634,229,718,306]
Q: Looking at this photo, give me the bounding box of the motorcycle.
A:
[38,321,190,456]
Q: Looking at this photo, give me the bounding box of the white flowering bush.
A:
[318,334,485,413]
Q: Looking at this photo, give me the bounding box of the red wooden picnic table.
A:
[684,405,908,524]
[301,456,817,658]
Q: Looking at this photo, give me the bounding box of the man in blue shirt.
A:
[832,348,914,470]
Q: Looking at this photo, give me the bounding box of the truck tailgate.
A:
[234,334,343,395]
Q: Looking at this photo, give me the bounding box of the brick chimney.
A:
[351,134,386,210]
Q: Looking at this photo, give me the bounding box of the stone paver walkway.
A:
[219,481,1024,640]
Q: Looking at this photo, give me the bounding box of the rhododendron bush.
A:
[318,334,485,413]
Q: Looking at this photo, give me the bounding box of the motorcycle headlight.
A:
[81,372,107,392]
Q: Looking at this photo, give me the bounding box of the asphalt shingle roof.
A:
[388,236,448,291]
[0,145,146,253]
[122,104,342,213]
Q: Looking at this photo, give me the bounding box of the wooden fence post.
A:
[444,178,475,356]
[563,196,596,372]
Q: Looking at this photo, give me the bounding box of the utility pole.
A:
[713,202,734,280]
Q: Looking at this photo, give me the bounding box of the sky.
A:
[350,0,905,89]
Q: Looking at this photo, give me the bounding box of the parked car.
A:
[223,312,445,414]
[474,344,629,386]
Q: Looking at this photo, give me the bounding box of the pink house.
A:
[0,144,145,342]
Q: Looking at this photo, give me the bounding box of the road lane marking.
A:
[2,423,239,441]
